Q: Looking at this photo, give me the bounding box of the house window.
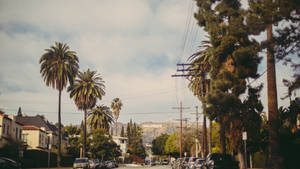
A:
[19,129,22,140]
[22,134,28,143]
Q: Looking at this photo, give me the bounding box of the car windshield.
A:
[75,159,88,163]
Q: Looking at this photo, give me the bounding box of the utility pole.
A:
[173,101,190,158]
[191,106,199,157]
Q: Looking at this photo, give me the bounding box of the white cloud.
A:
[0,0,298,126]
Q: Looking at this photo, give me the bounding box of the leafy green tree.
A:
[87,128,121,160]
[63,125,81,158]
[152,133,169,155]
[111,98,123,136]
[68,69,105,157]
[88,105,114,133]
[164,133,179,157]
[39,42,79,167]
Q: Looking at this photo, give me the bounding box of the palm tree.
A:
[68,69,105,157]
[111,98,123,136]
[88,105,114,132]
[188,40,213,157]
[39,42,79,167]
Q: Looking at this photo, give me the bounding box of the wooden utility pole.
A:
[173,101,189,158]
[202,115,207,158]
[195,106,199,157]
[209,119,212,153]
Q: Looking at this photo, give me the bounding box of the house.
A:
[22,126,47,149]
[15,114,59,147]
[112,136,128,160]
[0,111,23,145]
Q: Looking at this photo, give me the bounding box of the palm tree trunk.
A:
[83,109,87,157]
[203,115,207,157]
[115,119,118,136]
[266,23,283,169]
[57,89,62,167]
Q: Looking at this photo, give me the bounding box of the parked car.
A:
[144,160,150,165]
[187,157,196,169]
[111,160,118,168]
[173,158,183,169]
[191,158,205,169]
[104,161,114,168]
[181,157,190,169]
[73,158,89,169]
[89,159,100,169]
[203,153,239,169]
[0,157,21,169]
[161,159,169,165]
[170,160,175,168]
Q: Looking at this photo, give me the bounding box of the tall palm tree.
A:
[111,98,123,136]
[88,105,114,132]
[188,40,213,157]
[39,42,79,167]
[68,69,105,157]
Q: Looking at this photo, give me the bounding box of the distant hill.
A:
[111,121,198,144]
[140,122,181,144]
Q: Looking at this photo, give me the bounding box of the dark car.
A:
[203,153,239,169]
[191,158,205,169]
[161,159,169,165]
[0,157,21,169]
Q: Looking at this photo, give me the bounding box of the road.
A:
[119,164,171,169]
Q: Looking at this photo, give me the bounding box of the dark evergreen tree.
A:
[194,1,261,168]
[120,126,125,137]
[247,1,300,168]
[17,107,22,116]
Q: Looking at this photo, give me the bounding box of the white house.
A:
[112,136,128,160]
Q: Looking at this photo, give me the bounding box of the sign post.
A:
[242,132,247,169]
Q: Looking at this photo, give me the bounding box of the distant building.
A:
[112,136,128,160]
[0,111,23,145]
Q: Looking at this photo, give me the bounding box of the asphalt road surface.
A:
[119,164,171,169]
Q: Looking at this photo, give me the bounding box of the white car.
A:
[73,158,89,169]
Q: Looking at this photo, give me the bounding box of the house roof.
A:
[15,115,57,133]
[23,126,40,130]
[23,125,46,133]
[0,112,12,120]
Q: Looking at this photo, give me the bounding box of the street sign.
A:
[242,132,247,140]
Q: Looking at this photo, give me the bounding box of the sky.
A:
[0,0,298,126]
